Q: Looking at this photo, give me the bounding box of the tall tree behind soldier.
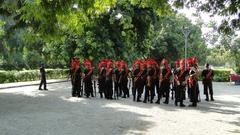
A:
[188,57,199,107]
[39,63,47,90]
[156,59,172,104]
[132,60,144,102]
[98,60,107,98]
[105,60,114,99]
[119,60,129,98]
[143,59,156,103]
[83,59,94,98]
[202,63,215,101]
[71,58,82,97]
[174,59,189,107]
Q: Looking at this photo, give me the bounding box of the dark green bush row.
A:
[198,69,231,82]
[0,69,69,83]
[0,68,232,83]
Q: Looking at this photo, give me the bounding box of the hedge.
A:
[197,69,231,82]
[0,69,69,83]
[0,68,232,84]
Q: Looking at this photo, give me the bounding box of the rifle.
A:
[94,80,97,98]
[81,80,84,97]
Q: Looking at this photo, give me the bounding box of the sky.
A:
[178,7,223,35]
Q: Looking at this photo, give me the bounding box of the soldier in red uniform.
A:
[114,61,122,97]
[143,59,156,103]
[156,59,172,104]
[188,58,198,107]
[174,59,189,107]
[202,63,214,101]
[119,60,129,98]
[105,60,114,99]
[132,60,143,102]
[83,59,94,98]
[98,60,107,98]
[71,58,82,97]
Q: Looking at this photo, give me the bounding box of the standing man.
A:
[143,60,155,103]
[174,59,189,107]
[98,60,107,98]
[105,60,114,99]
[156,59,172,104]
[202,63,214,101]
[188,58,199,107]
[39,63,47,90]
[132,60,143,102]
[119,60,129,98]
[83,59,94,98]
[114,61,122,97]
[72,59,82,97]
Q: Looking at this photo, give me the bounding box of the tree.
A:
[173,0,240,34]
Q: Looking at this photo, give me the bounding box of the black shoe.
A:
[163,101,168,104]
[44,89,48,91]
[143,100,147,103]
[180,104,185,107]
[150,100,153,103]
[155,100,160,104]
[175,102,178,106]
[211,98,214,101]
[205,99,209,101]
[122,96,126,98]
[39,88,43,90]
[137,99,142,102]
[188,104,197,107]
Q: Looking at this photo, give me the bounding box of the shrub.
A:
[0,69,69,84]
[198,69,231,82]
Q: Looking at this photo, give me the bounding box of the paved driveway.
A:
[0,81,239,135]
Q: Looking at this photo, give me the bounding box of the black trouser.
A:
[144,85,154,102]
[154,79,160,97]
[175,86,185,105]
[133,79,143,101]
[39,76,47,89]
[190,81,197,106]
[114,82,121,97]
[204,81,213,100]
[121,79,129,97]
[98,78,105,97]
[157,80,170,103]
[84,79,93,97]
[105,80,113,99]
[72,81,81,97]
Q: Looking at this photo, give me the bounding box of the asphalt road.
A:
[0,81,239,135]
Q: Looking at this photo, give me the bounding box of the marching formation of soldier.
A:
[68,57,215,107]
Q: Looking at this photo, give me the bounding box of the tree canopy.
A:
[0,0,239,70]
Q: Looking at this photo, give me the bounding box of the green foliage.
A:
[213,69,231,82]
[198,69,231,82]
[174,0,240,34]
[0,69,69,83]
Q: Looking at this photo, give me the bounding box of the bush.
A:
[0,69,69,83]
[198,69,231,82]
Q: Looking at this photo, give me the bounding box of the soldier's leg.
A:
[143,87,149,103]
[204,83,209,101]
[164,82,170,104]
[180,88,185,107]
[150,86,154,103]
[136,82,143,102]
[209,81,214,101]
[174,86,179,106]
[39,79,43,90]
[43,77,47,90]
